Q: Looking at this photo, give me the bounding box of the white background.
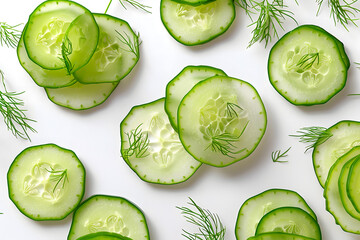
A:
[1,0,360,239]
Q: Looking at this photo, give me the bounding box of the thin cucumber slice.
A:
[248,232,316,240]
[313,120,360,188]
[45,81,119,110]
[268,25,348,105]
[235,189,317,240]
[74,14,139,84]
[346,156,360,212]
[324,146,360,233]
[171,0,216,7]
[178,76,267,167]
[120,98,202,184]
[255,207,321,240]
[68,195,149,240]
[17,25,76,88]
[160,0,235,45]
[75,232,132,240]
[7,144,85,221]
[165,65,227,131]
[24,0,99,70]
[338,157,360,219]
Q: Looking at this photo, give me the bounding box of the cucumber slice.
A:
[268,25,348,105]
[235,189,317,240]
[248,232,316,240]
[75,232,132,240]
[324,146,360,233]
[346,156,360,212]
[120,98,202,184]
[164,65,227,131]
[7,144,85,221]
[24,0,99,70]
[338,156,360,220]
[17,25,76,88]
[171,0,216,7]
[45,81,119,110]
[68,195,149,240]
[255,207,321,240]
[74,14,139,84]
[313,120,360,188]
[160,0,235,45]
[178,76,267,167]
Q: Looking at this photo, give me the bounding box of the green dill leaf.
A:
[177,198,226,240]
[122,124,150,160]
[0,22,22,48]
[290,126,332,152]
[46,167,69,193]
[59,35,74,75]
[271,147,291,163]
[225,102,243,118]
[296,52,320,71]
[105,0,152,14]
[116,30,141,59]
[0,70,36,140]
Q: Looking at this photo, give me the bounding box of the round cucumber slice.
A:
[24,0,99,70]
[346,156,360,213]
[45,81,119,110]
[248,232,316,240]
[338,157,360,220]
[120,98,202,184]
[7,144,85,221]
[165,65,227,131]
[76,232,132,240]
[68,195,149,240]
[255,207,321,240]
[160,0,235,45]
[324,146,360,233]
[74,14,139,84]
[268,25,348,105]
[178,75,267,167]
[235,189,317,240]
[312,120,360,188]
[17,25,76,88]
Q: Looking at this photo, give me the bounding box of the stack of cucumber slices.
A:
[18,0,140,110]
[160,0,236,45]
[268,25,349,106]
[235,189,322,240]
[120,65,267,184]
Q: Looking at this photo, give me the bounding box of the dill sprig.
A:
[122,124,150,160]
[296,52,320,71]
[0,70,36,140]
[47,168,69,193]
[225,102,243,118]
[245,0,297,47]
[116,30,141,59]
[271,147,291,163]
[290,126,333,152]
[105,0,152,14]
[177,198,226,240]
[60,35,74,75]
[0,22,21,48]
[316,0,360,30]
[206,121,249,158]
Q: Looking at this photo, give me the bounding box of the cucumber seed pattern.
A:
[23,162,68,202]
[274,222,301,235]
[92,32,121,72]
[85,215,130,238]
[176,2,216,30]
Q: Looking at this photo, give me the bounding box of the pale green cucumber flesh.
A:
[312,120,360,188]
[324,146,360,233]
[165,65,227,131]
[160,0,235,45]
[268,25,347,105]
[346,156,360,212]
[235,189,317,240]
[7,144,85,221]
[178,76,267,167]
[255,207,321,240]
[120,98,201,185]
[24,0,98,70]
[338,156,360,219]
[75,232,132,240]
[67,195,149,240]
[171,0,216,7]
[18,26,76,88]
[45,81,118,110]
[74,14,138,84]
[248,232,316,240]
